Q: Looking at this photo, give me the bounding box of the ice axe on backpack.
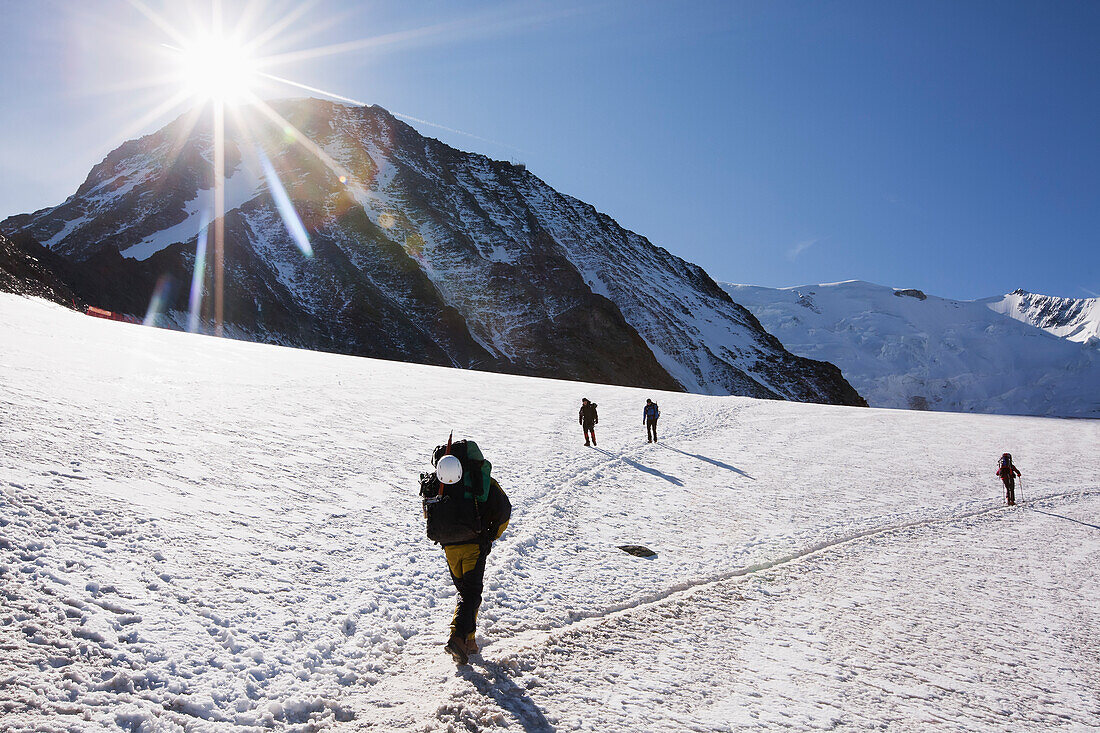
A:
[437,431,454,497]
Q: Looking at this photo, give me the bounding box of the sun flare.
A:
[120,0,511,336]
[176,33,257,104]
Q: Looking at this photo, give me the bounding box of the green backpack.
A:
[431,439,492,502]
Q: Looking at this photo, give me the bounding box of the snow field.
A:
[1,292,1097,731]
[495,495,1100,731]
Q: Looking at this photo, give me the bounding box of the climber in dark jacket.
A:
[643,399,660,443]
[579,398,598,446]
[427,442,511,665]
[442,477,509,663]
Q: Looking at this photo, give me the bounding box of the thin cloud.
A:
[1081,286,1099,298]
[787,237,820,261]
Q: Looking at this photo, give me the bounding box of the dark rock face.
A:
[0,233,80,307]
[1,99,865,405]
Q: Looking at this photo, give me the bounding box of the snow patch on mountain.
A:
[42,214,90,247]
[121,156,264,261]
[18,135,207,258]
[723,280,1100,418]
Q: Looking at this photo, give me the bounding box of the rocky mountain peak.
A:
[2,98,865,406]
[989,289,1100,345]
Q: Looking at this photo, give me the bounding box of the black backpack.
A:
[419,472,483,546]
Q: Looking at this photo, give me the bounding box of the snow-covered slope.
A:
[2,292,1098,731]
[987,289,1100,344]
[723,280,1100,418]
[0,99,862,406]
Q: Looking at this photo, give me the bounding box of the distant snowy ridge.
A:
[986,289,1100,345]
[0,99,863,406]
[722,280,1100,418]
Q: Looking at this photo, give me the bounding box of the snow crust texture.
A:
[2,293,1098,731]
[508,497,1100,731]
[724,280,1100,418]
[0,99,862,406]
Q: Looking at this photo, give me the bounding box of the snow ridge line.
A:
[491,487,1100,663]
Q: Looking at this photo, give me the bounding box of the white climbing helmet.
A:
[436,454,463,485]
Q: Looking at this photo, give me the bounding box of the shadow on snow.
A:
[1029,507,1100,531]
[460,660,556,732]
[658,444,756,480]
[591,447,683,486]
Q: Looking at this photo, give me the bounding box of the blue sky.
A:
[2,0,1097,299]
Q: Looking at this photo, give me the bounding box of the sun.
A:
[176,32,257,104]
[125,0,517,336]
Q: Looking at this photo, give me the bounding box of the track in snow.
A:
[401,491,1100,732]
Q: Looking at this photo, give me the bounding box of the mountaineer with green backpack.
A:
[420,435,511,665]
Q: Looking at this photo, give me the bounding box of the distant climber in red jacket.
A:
[996,453,1021,506]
